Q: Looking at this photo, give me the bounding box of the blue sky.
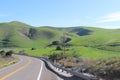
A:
[0,0,120,29]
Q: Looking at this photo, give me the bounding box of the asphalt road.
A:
[0,55,60,80]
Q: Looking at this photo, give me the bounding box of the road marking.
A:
[37,60,44,80]
[0,58,31,80]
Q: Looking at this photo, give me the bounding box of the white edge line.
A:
[37,60,44,80]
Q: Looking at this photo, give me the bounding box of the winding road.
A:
[0,55,60,80]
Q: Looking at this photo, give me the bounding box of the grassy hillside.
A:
[64,27,120,52]
[0,21,62,48]
[0,21,120,59]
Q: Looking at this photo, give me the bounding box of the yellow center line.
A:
[0,58,31,80]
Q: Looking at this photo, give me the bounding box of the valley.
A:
[0,21,120,79]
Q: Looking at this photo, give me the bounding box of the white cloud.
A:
[97,26,120,29]
[97,12,120,23]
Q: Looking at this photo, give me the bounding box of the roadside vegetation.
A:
[87,57,120,80]
[14,45,120,79]
[0,50,18,69]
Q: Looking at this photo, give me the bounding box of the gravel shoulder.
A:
[0,55,18,69]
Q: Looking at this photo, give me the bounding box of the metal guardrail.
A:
[41,58,98,80]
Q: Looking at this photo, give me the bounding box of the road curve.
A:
[0,55,59,80]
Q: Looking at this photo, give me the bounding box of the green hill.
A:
[0,21,61,48]
[66,27,120,52]
[0,21,120,54]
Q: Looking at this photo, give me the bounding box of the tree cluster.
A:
[0,50,14,57]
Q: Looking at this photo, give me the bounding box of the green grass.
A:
[1,21,120,51]
[14,46,120,59]
[69,46,120,59]
[1,21,120,59]
[69,27,120,52]
[15,47,55,56]
[0,21,62,48]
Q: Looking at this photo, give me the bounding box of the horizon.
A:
[1,0,120,29]
[1,20,120,29]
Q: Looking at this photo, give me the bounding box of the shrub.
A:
[48,53,63,61]
[5,50,14,56]
[56,46,62,50]
[18,50,28,56]
[52,41,59,45]
[0,50,5,55]
[59,60,75,68]
[31,48,36,50]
